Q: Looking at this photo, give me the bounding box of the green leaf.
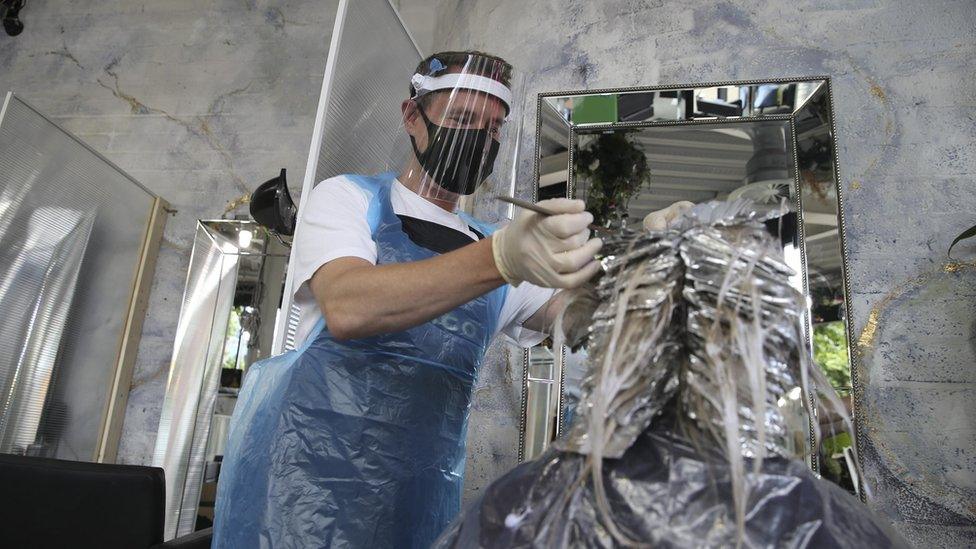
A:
[948,224,976,259]
[822,432,852,455]
[813,321,851,391]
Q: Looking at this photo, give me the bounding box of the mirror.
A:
[523,78,857,492]
[152,220,289,538]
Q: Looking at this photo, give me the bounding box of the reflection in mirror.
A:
[542,80,825,125]
[525,78,856,494]
[573,119,795,229]
[794,90,855,490]
[152,220,289,538]
[521,347,559,461]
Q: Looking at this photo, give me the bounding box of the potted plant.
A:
[575,131,651,228]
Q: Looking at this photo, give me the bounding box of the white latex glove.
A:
[642,201,695,231]
[492,198,603,289]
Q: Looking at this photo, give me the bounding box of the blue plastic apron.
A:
[212,173,507,548]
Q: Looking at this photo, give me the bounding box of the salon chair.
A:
[0,453,212,549]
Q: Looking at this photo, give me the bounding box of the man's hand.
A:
[642,201,695,231]
[491,198,603,289]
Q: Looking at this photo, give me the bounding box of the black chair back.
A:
[0,453,165,549]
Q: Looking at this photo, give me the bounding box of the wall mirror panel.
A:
[152,220,288,538]
[522,78,858,494]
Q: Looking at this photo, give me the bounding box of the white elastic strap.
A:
[411,72,513,112]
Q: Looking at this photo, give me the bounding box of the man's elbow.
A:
[310,259,375,341]
[322,301,376,340]
[323,308,361,341]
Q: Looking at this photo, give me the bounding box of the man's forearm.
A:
[312,237,505,339]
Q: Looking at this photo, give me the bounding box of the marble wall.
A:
[0,0,338,466]
[434,0,976,545]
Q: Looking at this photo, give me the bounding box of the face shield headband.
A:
[410,72,513,117]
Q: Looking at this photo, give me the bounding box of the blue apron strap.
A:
[344,172,397,234]
[455,210,508,332]
[456,210,499,237]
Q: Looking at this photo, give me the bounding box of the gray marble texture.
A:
[434,0,976,545]
[462,338,524,504]
[0,0,339,467]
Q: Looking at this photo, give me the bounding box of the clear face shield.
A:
[398,53,525,215]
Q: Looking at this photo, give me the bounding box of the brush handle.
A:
[494,195,610,234]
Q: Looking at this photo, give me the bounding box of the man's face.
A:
[404,88,507,153]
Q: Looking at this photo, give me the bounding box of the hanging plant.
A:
[575,130,651,227]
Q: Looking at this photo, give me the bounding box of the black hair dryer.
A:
[249,168,297,236]
[2,0,25,36]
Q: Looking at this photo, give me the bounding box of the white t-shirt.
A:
[291,175,556,347]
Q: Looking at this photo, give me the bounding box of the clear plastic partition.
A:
[275,0,424,352]
[0,93,164,462]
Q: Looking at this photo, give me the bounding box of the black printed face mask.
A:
[409,104,500,196]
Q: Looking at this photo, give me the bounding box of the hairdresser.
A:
[211,51,607,549]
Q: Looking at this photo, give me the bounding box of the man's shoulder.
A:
[311,173,395,200]
[314,174,365,193]
[299,176,371,219]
